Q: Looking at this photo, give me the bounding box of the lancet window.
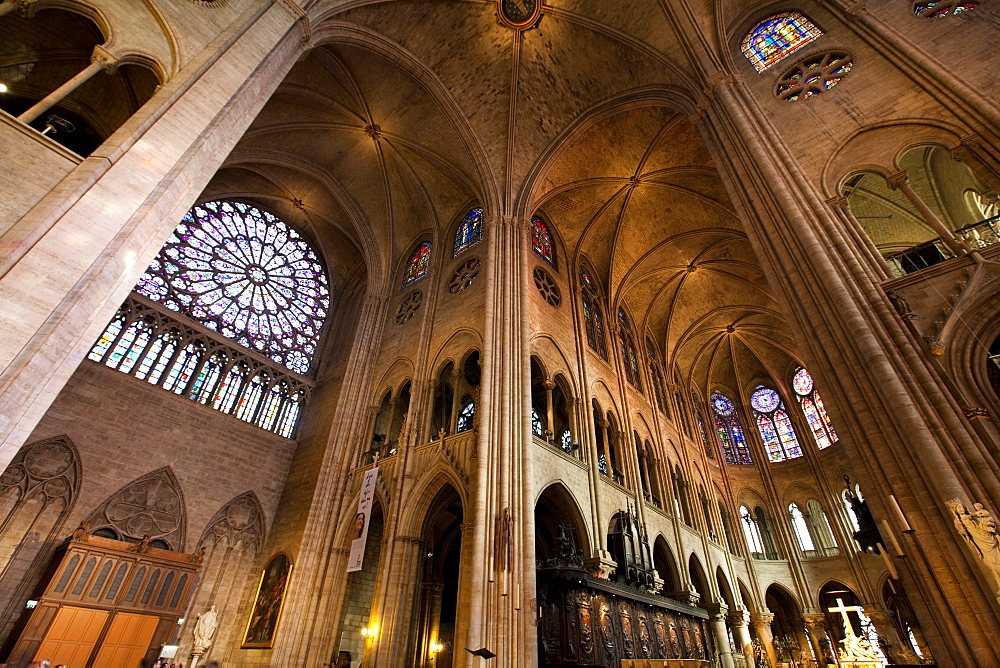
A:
[693,392,713,459]
[645,337,669,416]
[740,505,766,559]
[789,503,816,555]
[454,207,483,256]
[531,215,555,267]
[710,391,753,465]
[457,396,475,432]
[807,498,839,556]
[403,242,431,286]
[792,367,838,450]
[135,200,329,375]
[580,265,608,358]
[88,297,309,438]
[750,385,803,462]
[741,12,823,73]
[618,309,643,390]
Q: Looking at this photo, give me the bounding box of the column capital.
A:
[803,612,826,629]
[750,612,774,626]
[885,170,909,190]
[727,608,749,627]
[826,195,850,211]
[91,45,120,74]
[542,379,556,391]
[703,602,729,619]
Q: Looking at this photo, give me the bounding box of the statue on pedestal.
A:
[190,606,218,668]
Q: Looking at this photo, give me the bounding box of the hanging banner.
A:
[347,467,379,572]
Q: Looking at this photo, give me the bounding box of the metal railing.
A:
[885,215,1000,277]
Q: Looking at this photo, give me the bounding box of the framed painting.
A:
[242,553,293,648]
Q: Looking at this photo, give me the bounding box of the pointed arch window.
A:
[646,337,669,416]
[789,503,817,555]
[710,391,753,465]
[750,385,802,462]
[693,392,713,459]
[531,215,555,267]
[913,1,978,17]
[580,265,608,359]
[741,12,823,73]
[740,505,765,559]
[454,207,483,257]
[457,396,475,432]
[618,309,643,391]
[403,242,432,286]
[792,367,838,450]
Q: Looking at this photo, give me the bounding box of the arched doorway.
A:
[765,584,812,667]
[412,485,464,668]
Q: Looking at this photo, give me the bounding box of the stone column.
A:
[449,366,462,434]
[19,45,118,125]
[542,379,555,442]
[728,608,754,667]
[0,1,309,468]
[864,608,920,664]
[706,604,735,668]
[885,170,973,256]
[803,613,831,667]
[826,196,892,280]
[750,612,777,668]
[462,214,535,668]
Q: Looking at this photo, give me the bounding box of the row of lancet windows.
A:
[401,209,556,288]
[87,200,328,438]
[740,500,840,561]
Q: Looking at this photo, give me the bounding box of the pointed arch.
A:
[402,241,432,286]
[535,482,591,562]
[531,214,556,267]
[85,467,186,550]
[454,207,483,256]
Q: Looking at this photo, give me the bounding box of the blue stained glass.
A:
[454,208,483,257]
[135,200,328,375]
[729,418,753,465]
[774,410,802,458]
[758,414,785,463]
[711,391,735,416]
[716,414,737,464]
[741,13,823,73]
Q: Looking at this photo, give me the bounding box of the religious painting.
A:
[498,0,540,27]
[242,553,293,648]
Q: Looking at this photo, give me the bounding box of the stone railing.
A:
[885,215,1000,277]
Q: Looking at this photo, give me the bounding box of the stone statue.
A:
[948,499,1000,597]
[194,606,218,649]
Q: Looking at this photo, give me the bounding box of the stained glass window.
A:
[789,503,816,553]
[913,1,978,17]
[403,242,431,286]
[741,12,823,73]
[135,200,329,375]
[751,385,802,462]
[646,337,669,416]
[775,51,853,102]
[531,215,555,267]
[710,391,753,465]
[581,266,608,358]
[740,505,765,559]
[454,207,483,257]
[458,398,475,432]
[792,367,838,450]
[618,309,643,391]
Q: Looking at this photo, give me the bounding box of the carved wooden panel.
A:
[538,574,711,666]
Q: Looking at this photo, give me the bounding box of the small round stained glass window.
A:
[775,51,853,102]
[711,391,735,416]
[792,367,814,396]
[136,200,329,374]
[913,1,978,17]
[751,387,781,413]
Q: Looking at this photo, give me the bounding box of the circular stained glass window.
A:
[792,367,814,396]
[711,391,735,416]
[135,200,329,375]
[750,386,781,413]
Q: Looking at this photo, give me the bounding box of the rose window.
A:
[395,291,423,324]
[533,267,561,307]
[135,200,329,374]
[775,51,853,102]
[449,257,482,294]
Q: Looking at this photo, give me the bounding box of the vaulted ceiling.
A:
[204,0,805,395]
